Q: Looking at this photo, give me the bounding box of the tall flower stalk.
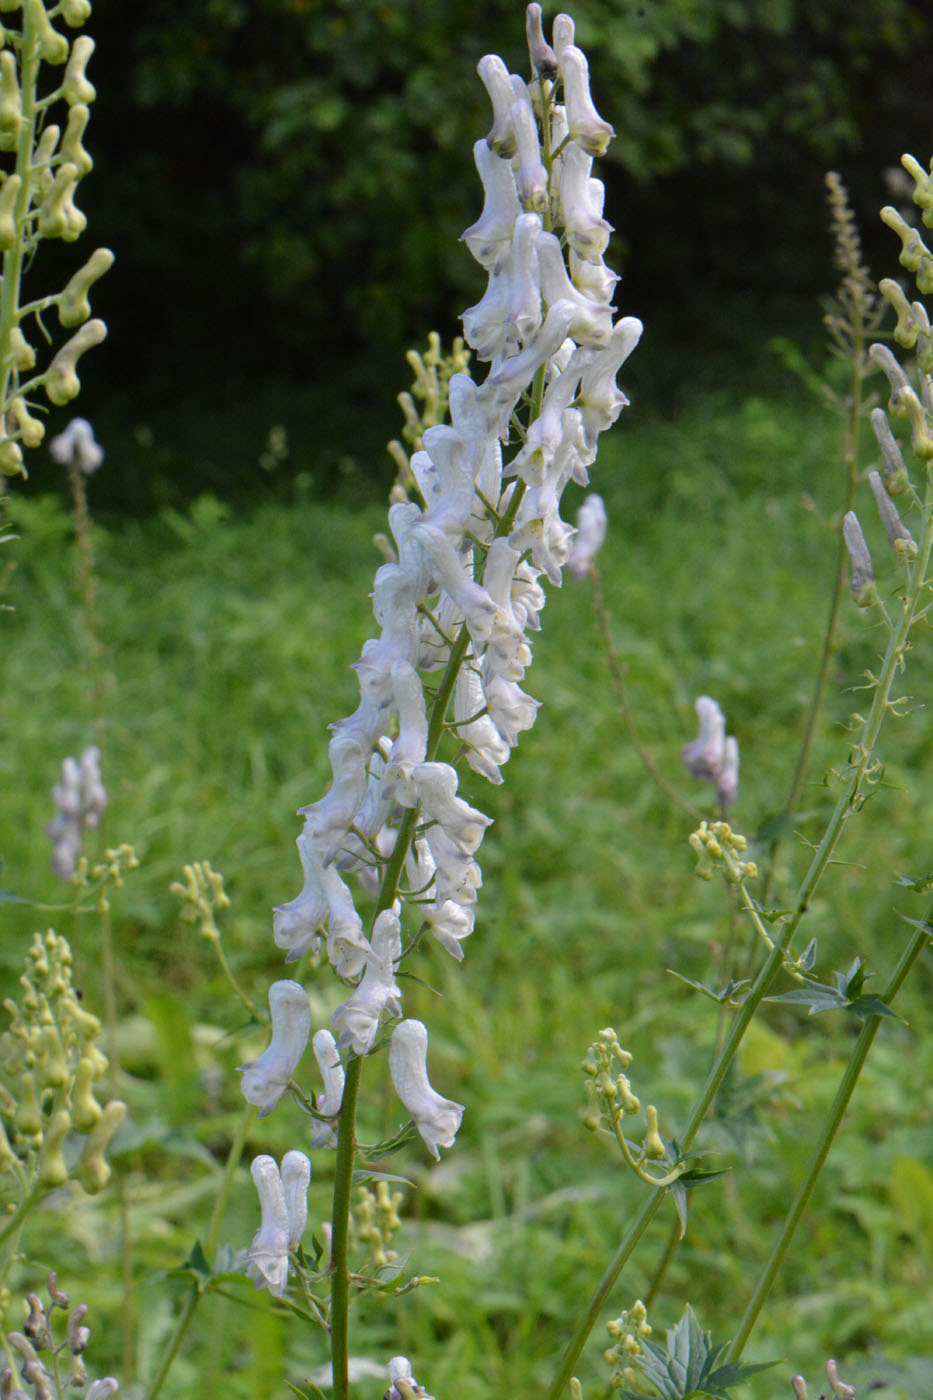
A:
[237,7,641,1395]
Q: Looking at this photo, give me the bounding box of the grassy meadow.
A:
[2,376,932,1400]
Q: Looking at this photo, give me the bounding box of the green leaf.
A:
[350,1168,415,1189]
[668,971,750,1005]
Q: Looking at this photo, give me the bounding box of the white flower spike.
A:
[389,1019,464,1160]
[238,979,311,1117]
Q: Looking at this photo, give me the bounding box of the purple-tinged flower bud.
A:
[559,46,614,157]
[868,470,915,554]
[477,54,520,158]
[526,4,558,79]
[389,1019,464,1160]
[567,494,607,579]
[842,511,876,607]
[870,407,910,495]
[238,980,311,1117]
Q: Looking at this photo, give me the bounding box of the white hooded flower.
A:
[332,906,403,1055]
[559,45,614,156]
[238,980,311,1117]
[681,696,727,780]
[681,696,740,808]
[567,493,608,579]
[461,139,520,269]
[246,1150,311,1295]
[389,1019,464,1160]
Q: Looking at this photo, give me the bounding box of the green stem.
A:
[548,483,933,1399]
[143,1104,253,1400]
[727,910,931,1361]
[330,1054,363,1400]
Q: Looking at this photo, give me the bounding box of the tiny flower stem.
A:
[726,908,932,1363]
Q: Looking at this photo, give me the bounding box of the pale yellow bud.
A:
[38,1108,71,1187]
[44,318,106,405]
[28,0,69,64]
[61,33,95,102]
[58,246,113,326]
[75,1098,125,1193]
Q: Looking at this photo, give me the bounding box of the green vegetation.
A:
[3,380,931,1398]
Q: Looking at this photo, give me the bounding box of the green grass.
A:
[1,383,932,1400]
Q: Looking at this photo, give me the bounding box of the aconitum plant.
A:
[239,5,641,1393]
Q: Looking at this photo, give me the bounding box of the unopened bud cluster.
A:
[238,5,643,1302]
[0,930,125,1196]
[1,1273,118,1399]
[169,860,231,944]
[688,820,757,884]
[581,1029,665,1162]
[352,1180,404,1271]
[0,1,111,477]
[605,1299,651,1392]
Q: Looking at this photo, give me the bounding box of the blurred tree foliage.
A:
[73,0,932,499]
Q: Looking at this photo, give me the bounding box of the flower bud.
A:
[525,3,558,79]
[75,1098,126,1193]
[38,1108,71,1188]
[842,511,876,607]
[881,205,933,293]
[60,102,93,177]
[868,470,915,555]
[28,0,69,64]
[44,318,106,405]
[14,1070,43,1138]
[879,277,927,351]
[0,50,21,148]
[71,1055,102,1131]
[477,54,520,158]
[38,162,85,241]
[61,0,92,26]
[871,406,910,495]
[643,1104,665,1159]
[9,325,35,371]
[61,34,95,101]
[7,397,44,449]
[0,172,21,249]
[66,1305,90,1355]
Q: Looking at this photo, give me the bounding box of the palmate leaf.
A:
[766,955,902,1021]
[619,1305,777,1400]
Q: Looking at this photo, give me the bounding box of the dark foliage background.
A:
[38,0,933,509]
